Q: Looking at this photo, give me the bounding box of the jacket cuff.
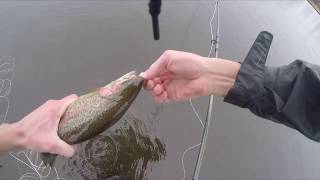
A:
[224,31,273,108]
[224,83,250,108]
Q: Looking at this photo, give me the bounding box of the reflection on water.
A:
[63,113,166,180]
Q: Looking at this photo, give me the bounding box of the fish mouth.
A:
[116,71,141,84]
[121,71,138,80]
[100,71,141,97]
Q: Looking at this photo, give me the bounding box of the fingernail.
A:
[146,80,155,90]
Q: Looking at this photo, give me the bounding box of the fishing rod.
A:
[192,1,220,179]
[149,0,161,40]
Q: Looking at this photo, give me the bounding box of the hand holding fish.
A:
[0,94,78,157]
[141,50,241,102]
[0,71,143,166]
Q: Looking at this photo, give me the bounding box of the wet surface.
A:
[63,113,166,180]
[0,1,319,180]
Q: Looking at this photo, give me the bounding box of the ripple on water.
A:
[63,113,166,180]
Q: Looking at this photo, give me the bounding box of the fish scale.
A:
[41,71,143,166]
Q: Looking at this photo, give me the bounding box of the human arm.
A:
[0,94,78,157]
[143,31,320,142]
[224,32,320,141]
[141,50,240,102]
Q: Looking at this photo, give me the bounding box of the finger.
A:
[58,94,78,117]
[143,52,169,79]
[155,91,169,103]
[52,139,76,157]
[162,79,171,86]
[154,77,161,84]
[153,84,164,95]
[160,75,171,84]
[145,80,155,90]
[159,71,171,76]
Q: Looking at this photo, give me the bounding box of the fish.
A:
[41,71,144,166]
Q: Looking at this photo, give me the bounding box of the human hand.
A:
[141,50,210,102]
[141,50,241,102]
[13,94,78,157]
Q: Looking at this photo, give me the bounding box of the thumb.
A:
[58,94,78,117]
[143,52,169,79]
[53,139,76,157]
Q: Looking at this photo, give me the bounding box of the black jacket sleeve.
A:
[224,31,320,142]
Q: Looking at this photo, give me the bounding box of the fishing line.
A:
[9,150,52,180]
[188,100,204,128]
[180,1,219,179]
[10,153,45,180]
[0,56,14,123]
[1,56,52,180]
[9,137,66,180]
[53,166,66,180]
[0,56,64,180]
[192,0,220,179]
[181,143,201,180]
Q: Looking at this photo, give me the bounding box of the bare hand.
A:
[141,50,241,102]
[14,94,78,157]
[141,50,210,102]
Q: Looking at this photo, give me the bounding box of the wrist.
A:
[201,58,241,97]
[0,122,24,152]
[7,122,25,150]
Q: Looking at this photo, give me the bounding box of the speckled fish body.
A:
[58,71,143,144]
[41,71,143,166]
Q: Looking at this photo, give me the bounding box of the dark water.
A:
[63,113,166,180]
[0,1,320,180]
